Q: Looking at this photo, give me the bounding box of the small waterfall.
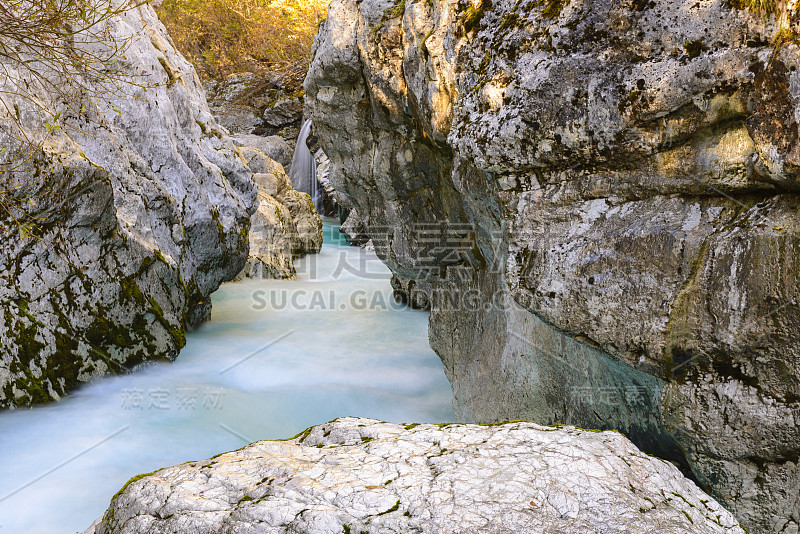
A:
[289,119,322,212]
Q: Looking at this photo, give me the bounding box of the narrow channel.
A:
[0,221,454,534]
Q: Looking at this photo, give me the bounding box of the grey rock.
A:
[391,274,431,310]
[206,73,264,134]
[339,209,370,247]
[262,97,304,128]
[0,3,256,407]
[85,418,746,534]
[305,0,800,530]
[236,148,323,279]
[233,134,294,168]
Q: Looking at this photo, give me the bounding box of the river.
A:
[0,221,454,534]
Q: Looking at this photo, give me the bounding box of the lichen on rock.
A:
[0,3,257,408]
[84,418,746,534]
[305,0,800,530]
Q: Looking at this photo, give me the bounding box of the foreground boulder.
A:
[85,418,744,534]
[305,0,800,530]
[0,3,257,407]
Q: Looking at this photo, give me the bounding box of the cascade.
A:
[289,119,322,212]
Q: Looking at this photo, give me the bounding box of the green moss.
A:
[157,56,179,86]
[773,28,800,49]
[683,39,707,59]
[479,419,525,426]
[279,426,313,442]
[382,0,406,21]
[372,0,406,33]
[541,0,568,19]
[729,0,775,15]
[375,500,401,516]
[403,423,420,430]
[682,510,694,524]
[111,471,156,502]
[361,436,374,443]
[663,238,710,379]
[237,495,254,505]
[461,6,483,33]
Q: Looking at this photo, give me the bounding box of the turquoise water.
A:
[0,221,454,534]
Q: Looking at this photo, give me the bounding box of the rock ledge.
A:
[86,418,744,534]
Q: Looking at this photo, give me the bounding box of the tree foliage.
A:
[157,0,327,85]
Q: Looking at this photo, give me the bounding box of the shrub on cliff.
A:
[157,0,328,85]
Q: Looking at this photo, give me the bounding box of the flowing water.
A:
[0,222,454,534]
[289,119,321,211]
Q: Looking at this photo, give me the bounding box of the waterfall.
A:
[289,119,322,212]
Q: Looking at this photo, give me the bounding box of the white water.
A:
[289,119,322,211]
[0,222,454,534]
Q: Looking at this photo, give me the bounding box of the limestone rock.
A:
[236,147,322,279]
[233,134,294,168]
[278,188,324,256]
[205,74,306,142]
[85,418,745,534]
[262,97,304,128]
[206,73,264,135]
[0,3,256,407]
[339,209,371,247]
[305,0,800,530]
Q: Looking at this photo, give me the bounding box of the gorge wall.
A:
[305,0,800,531]
[0,3,295,408]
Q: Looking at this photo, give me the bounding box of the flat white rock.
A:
[87,418,745,533]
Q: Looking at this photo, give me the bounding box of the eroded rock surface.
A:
[85,418,745,534]
[237,147,323,279]
[0,4,258,407]
[305,0,800,530]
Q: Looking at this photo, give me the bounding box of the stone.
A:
[233,134,294,168]
[235,148,323,279]
[0,3,256,407]
[84,418,745,534]
[262,97,304,128]
[391,274,431,310]
[304,0,800,530]
[205,73,264,135]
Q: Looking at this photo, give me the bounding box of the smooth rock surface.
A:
[0,3,256,407]
[85,418,746,534]
[233,134,294,168]
[305,0,800,530]
[236,147,323,279]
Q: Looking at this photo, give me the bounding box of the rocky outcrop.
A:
[85,418,745,534]
[234,134,294,168]
[236,147,323,279]
[205,73,306,143]
[0,3,258,407]
[391,274,431,310]
[305,0,800,531]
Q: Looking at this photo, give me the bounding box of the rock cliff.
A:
[305,0,800,531]
[0,4,258,407]
[85,418,745,534]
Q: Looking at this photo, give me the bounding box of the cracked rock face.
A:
[0,4,257,407]
[305,0,800,530]
[85,418,745,534]
[236,147,323,280]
